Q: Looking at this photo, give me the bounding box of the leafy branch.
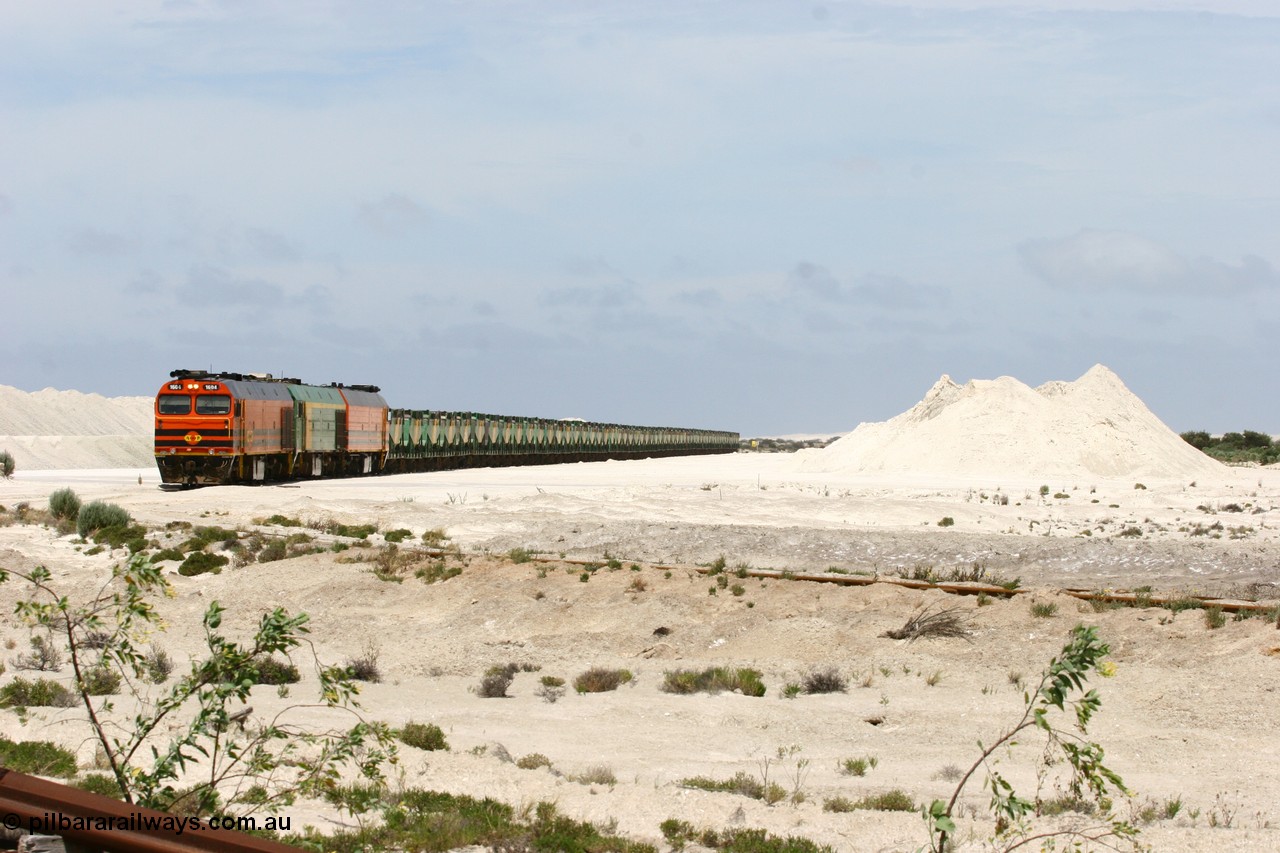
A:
[1,553,396,815]
[924,625,1141,852]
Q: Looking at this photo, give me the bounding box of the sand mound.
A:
[0,384,153,470]
[800,364,1223,481]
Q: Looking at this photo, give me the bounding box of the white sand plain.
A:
[0,370,1278,851]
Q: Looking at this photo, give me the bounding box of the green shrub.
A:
[937,517,955,527]
[74,773,125,799]
[1030,602,1059,618]
[178,552,228,576]
[680,772,785,804]
[661,667,765,697]
[82,667,121,696]
[516,753,552,770]
[48,488,81,521]
[77,501,131,537]
[0,450,14,479]
[326,522,377,539]
[398,721,448,751]
[258,539,288,562]
[573,667,633,693]
[0,737,76,776]
[152,547,185,562]
[384,529,413,543]
[507,547,535,564]
[1204,607,1227,630]
[0,677,76,708]
[249,656,301,685]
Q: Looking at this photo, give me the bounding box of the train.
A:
[154,369,739,486]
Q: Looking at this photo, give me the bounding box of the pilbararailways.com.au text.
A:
[6,811,292,835]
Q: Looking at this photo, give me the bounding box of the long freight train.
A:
[154,370,738,486]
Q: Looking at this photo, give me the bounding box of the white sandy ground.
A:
[1,456,1279,852]
[0,370,1279,850]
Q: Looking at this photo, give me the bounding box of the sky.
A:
[2,0,1277,436]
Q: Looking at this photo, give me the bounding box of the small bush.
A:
[74,773,124,799]
[1030,602,1059,618]
[143,644,173,684]
[839,756,877,777]
[399,721,448,751]
[76,501,131,537]
[680,772,784,803]
[507,547,535,564]
[14,634,63,671]
[801,667,847,694]
[478,672,512,698]
[345,646,381,683]
[516,753,552,770]
[1204,607,1227,630]
[257,539,288,562]
[421,528,448,546]
[937,517,955,527]
[81,667,120,696]
[0,677,76,708]
[0,450,13,479]
[384,528,413,543]
[573,667,633,693]
[48,488,82,521]
[661,667,765,697]
[0,737,76,777]
[249,656,301,685]
[572,765,617,786]
[178,552,228,576]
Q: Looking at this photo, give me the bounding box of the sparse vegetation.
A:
[1030,601,1059,618]
[398,721,448,751]
[573,667,633,693]
[0,677,76,708]
[662,667,766,697]
[881,606,971,642]
[680,772,785,804]
[839,756,878,777]
[937,516,955,527]
[0,450,13,478]
[801,667,847,694]
[0,737,77,777]
[824,789,915,812]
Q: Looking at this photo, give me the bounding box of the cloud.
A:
[787,263,948,308]
[243,227,299,262]
[67,227,131,257]
[1019,229,1280,295]
[179,264,283,307]
[357,193,429,236]
[673,287,722,307]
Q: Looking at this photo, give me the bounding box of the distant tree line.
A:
[1181,430,1279,465]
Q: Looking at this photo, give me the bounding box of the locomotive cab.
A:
[153,373,238,485]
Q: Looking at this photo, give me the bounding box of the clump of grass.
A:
[570,765,616,786]
[81,666,120,696]
[345,645,381,683]
[880,605,971,642]
[326,521,378,539]
[0,737,77,777]
[661,667,766,697]
[507,547,535,564]
[801,667,847,694]
[249,656,301,685]
[937,517,955,527]
[1204,607,1227,630]
[1030,601,1059,618]
[516,753,552,770]
[536,675,566,704]
[399,721,448,751]
[143,643,173,684]
[383,528,413,543]
[0,677,76,708]
[838,756,878,777]
[178,551,228,577]
[573,667,633,694]
[420,527,449,546]
[823,789,915,812]
[680,772,785,804]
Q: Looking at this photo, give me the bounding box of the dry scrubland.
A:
[0,368,1279,851]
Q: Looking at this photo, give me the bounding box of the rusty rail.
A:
[0,769,299,853]
[542,556,1278,615]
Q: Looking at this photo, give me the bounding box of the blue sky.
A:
[2,1,1277,435]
